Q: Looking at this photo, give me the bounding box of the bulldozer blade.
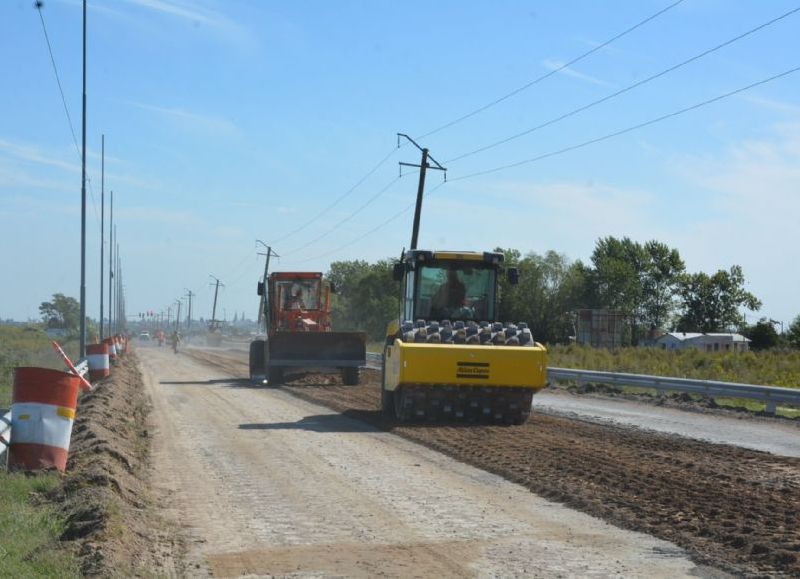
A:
[268,331,366,368]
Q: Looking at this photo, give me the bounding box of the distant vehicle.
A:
[249,272,366,384]
[139,332,151,341]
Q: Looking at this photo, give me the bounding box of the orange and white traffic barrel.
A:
[86,343,110,382]
[104,337,118,363]
[8,367,80,472]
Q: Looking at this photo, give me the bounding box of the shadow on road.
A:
[239,413,380,433]
[160,378,252,386]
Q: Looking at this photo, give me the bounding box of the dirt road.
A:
[139,347,712,577]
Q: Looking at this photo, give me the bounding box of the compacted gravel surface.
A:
[187,346,800,577]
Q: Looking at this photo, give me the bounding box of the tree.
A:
[589,237,645,315]
[39,293,80,334]
[744,318,779,351]
[786,315,800,349]
[640,240,685,330]
[327,259,399,341]
[676,266,761,332]
[496,248,589,343]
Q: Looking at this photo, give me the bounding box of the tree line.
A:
[327,236,800,349]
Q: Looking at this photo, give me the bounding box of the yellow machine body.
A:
[383,339,547,392]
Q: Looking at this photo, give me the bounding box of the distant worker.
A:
[431,270,466,318]
[170,330,181,354]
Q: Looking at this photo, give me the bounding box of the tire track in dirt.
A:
[185,346,800,577]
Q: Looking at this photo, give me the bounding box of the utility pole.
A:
[209,275,224,323]
[185,289,195,331]
[99,134,104,340]
[108,190,113,337]
[256,241,279,333]
[79,0,88,357]
[175,300,182,332]
[397,133,446,250]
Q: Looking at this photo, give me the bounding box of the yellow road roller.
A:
[381,250,547,424]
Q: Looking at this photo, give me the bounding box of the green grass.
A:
[0,472,81,578]
[548,344,800,389]
[0,325,79,409]
[548,344,800,416]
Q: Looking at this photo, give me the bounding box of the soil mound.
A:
[51,353,183,576]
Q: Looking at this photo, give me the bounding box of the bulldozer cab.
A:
[275,278,321,311]
[395,251,512,322]
[266,272,331,333]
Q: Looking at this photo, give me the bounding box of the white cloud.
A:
[115,0,256,49]
[0,138,79,173]
[125,101,240,137]
[740,95,800,116]
[541,59,614,88]
[673,122,800,321]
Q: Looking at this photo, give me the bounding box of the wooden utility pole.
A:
[256,241,279,333]
[397,133,446,250]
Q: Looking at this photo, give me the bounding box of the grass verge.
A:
[0,472,81,577]
[0,325,78,408]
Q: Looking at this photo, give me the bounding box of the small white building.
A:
[655,332,750,353]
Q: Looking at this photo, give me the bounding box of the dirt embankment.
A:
[51,352,183,576]
[187,348,800,578]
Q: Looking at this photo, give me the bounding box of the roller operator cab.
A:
[382,250,547,424]
[249,272,366,385]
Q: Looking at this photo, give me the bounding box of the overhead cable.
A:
[415,0,688,140]
[446,4,800,163]
[449,65,800,181]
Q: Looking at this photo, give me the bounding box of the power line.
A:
[281,175,404,256]
[446,4,800,164]
[449,65,800,182]
[415,0,688,140]
[36,2,101,228]
[286,181,447,264]
[289,62,799,261]
[268,146,398,245]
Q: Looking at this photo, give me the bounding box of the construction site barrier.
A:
[87,343,111,381]
[104,336,118,363]
[8,367,80,472]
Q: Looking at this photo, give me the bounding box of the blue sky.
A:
[1,0,799,328]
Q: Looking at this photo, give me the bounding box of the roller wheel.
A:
[394,388,412,421]
[267,365,284,385]
[342,366,360,386]
[381,365,395,417]
[249,340,266,381]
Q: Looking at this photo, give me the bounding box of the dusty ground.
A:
[189,347,800,578]
[141,346,716,578]
[52,352,184,576]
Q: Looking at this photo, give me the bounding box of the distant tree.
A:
[676,266,761,332]
[39,293,80,334]
[327,259,399,341]
[587,237,687,343]
[589,237,645,315]
[496,248,589,343]
[640,240,685,330]
[327,260,371,296]
[786,315,800,349]
[744,318,780,351]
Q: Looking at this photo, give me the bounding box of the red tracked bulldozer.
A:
[249,272,366,385]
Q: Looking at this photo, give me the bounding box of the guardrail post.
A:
[765,399,777,415]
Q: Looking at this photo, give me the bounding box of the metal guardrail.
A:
[1,358,90,465]
[363,352,799,415]
[547,367,800,415]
